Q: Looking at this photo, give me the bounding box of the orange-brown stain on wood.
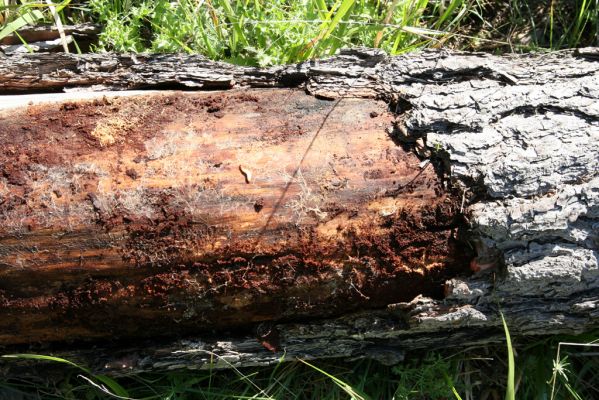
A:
[0,89,472,345]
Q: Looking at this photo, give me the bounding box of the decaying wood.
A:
[0,89,469,345]
[1,35,74,54]
[0,48,598,374]
[0,23,100,54]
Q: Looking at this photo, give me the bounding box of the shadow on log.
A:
[0,47,598,374]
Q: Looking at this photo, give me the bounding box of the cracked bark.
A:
[0,48,598,374]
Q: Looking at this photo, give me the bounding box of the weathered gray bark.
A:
[0,48,598,374]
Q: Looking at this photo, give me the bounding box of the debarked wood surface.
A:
[0,88,469,346]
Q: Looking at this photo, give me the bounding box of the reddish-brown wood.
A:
[0,89,470,345]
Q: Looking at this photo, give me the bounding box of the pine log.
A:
[0,48,598,374]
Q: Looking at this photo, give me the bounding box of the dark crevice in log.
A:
[275,72,310,88]
[496,104,599,123]
[401,66,516,86]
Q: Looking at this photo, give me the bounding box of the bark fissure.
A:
[496,104,599,124]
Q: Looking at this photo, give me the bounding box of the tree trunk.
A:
[0,48,597,373]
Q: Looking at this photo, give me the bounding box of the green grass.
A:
[88,0,482,65]
[69,0,599,61]
[87,0,599,65]
[2,332,598,399]
[2,1,599,63]
[0,1,59,42]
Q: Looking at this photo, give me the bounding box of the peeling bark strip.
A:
[0,48,598,372]
[0,89,470,345]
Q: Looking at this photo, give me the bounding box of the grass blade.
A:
[451,385,464,400]
[500,312,515,400]
[1,353,84,370]
[374,0,399,48]
[218,0,247,51]
[2,353,130,399]
[299,358,371,400]
[301,0,355,59]
[0,9,43,41]
[44,0,70,52]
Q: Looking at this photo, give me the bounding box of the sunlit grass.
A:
[86,0,599,64]
[2,1,598,63]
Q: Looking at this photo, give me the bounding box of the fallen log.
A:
[0,48,598,373]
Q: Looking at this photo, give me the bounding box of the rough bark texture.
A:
[0,48,598,374]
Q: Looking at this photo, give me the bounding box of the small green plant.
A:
[548,340,599,400]
[432,141,443,153]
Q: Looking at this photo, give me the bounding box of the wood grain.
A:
[0,89,469,345]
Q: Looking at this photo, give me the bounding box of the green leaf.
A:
[0,9,44,41]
